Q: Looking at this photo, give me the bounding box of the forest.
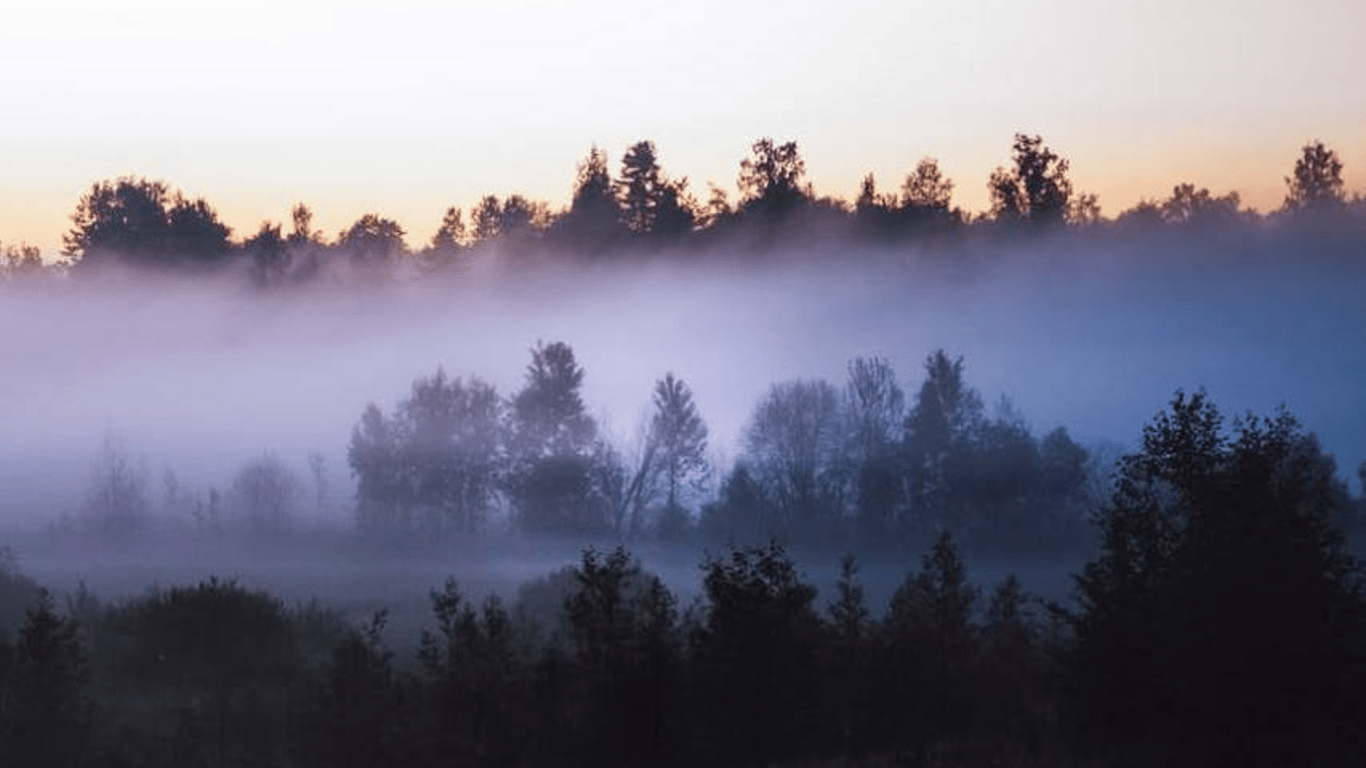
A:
[1,133,1365,767]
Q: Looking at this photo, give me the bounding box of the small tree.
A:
[1,591,90,768]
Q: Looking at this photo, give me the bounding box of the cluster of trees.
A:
[703,352,1093,553]
[5,136,1355,284]
[3,392,1364,766]
[348,342,709,543]
[346,343,1094,555]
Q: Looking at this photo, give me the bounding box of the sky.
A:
[2,0,1364,255]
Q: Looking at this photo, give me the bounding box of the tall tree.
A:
[843,357,907,543]
[1283,139,1346,213]
[617,140,696,240]
[429,206,468,255]
[556,145,624,252]
[987,134,1073,228]
[1071,392,1366,767]
[744,379,846,544]
[508,341,603,535]
[644,373,710,528]
[737,138,810,222]
[904,350,984,533]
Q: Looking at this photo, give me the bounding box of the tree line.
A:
[70,341,1106,555]
[3,389,1365,766]
[74,339,1366,562]
[3,135,1360,284]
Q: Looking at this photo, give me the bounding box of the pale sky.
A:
[2,0,1363,255]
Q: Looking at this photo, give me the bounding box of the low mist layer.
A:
[3,231,1363,531]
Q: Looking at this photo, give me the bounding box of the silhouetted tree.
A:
[288,202,323,246]
[349,403,405,534]
[901,158,955,212]
[897,157,961,232]
[643,373,709,535]
[349,369,503,538]
[904,350,983,533]
[1160,182,1244,226]
[744,380,847,544]
[301,611,403,768]
[555,145,624,253]
[617,140,697,241]
[737,138,810,223]
[64,176,232,269]
[881,532,980,746]
[977,574,1059,749]
[563,548,680,767]
[0,242,48,282]
[500,195,549,243]
[471,195,504,244]
[243,220,289,286]
[1038,426,1090,521]
[337,213,407,274]
[1071,391,1366,767]
[0,591,90,768]
[988,134,1073,228]
[431,205,468,251]
[418,579,524,766]
[959,400,1042,540]
[1067,191,1103,226]
[823,553,875,753]
[853,173,897,236]
[508,341,604,535]
[694,543,821,767]
[1283,139,1346,213]
[424,205,469,270]
[842,356,907,544]
[699,462,771,544]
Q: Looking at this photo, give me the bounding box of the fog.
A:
[2,232,1364,610]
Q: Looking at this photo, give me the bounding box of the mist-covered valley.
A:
[3,142,1366,767]
[3,223,1364,627]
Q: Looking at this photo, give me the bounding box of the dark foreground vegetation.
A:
[2,392,1365,768]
